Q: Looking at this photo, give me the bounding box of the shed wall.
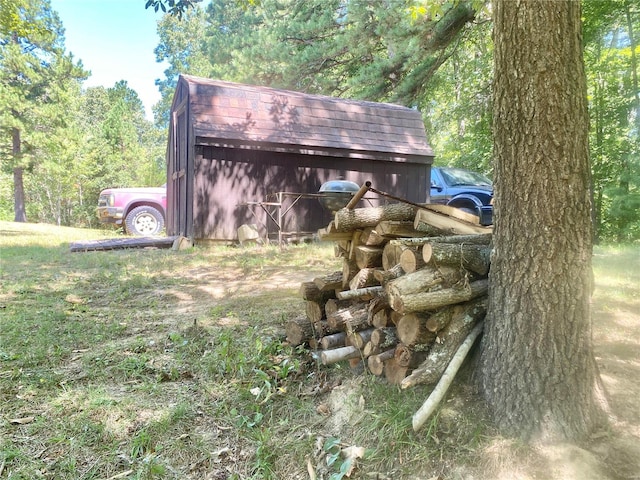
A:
[192,146,429,241]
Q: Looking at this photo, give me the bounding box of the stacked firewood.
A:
[286,202,493,391]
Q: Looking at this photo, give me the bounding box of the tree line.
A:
[1,0,638,242]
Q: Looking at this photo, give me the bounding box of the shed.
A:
[166,75,434,242]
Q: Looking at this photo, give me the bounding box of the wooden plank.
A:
[70,236,179,252]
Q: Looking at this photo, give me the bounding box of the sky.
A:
[50,0,169,120]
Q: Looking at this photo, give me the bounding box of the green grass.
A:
[1,221,638,479]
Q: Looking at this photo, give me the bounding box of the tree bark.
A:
[480,0,606,441]
[348,267,380,290]
[12,128,27,223]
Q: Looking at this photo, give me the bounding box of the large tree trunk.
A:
[480,0,606,441]
[12,127,27,223]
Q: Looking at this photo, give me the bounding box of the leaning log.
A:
[400,298,487,389]
[390,279,488,314]
[412,322,484,431]
[305,300,325,323]
[334,203,418,232]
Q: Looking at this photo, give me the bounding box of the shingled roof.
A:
[178,75,433,162]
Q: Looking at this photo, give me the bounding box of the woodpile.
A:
[286,202,493,395]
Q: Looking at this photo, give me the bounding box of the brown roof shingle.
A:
[180,75,433,161]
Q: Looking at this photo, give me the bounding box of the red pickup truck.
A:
[96,185,167,236]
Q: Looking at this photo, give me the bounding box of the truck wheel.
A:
[124,206,164,236]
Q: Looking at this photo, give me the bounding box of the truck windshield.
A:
[440,168,492,187]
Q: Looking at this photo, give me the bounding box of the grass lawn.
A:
[1,221,638,479]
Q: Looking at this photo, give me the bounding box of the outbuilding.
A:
[166,75,434,243]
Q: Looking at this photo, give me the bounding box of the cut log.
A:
[317,221,355,242]
[285,316,315,346]
[370,327,398,349]
[394,343,430,368]
[386,265,463,298]
[300,281,335,302]
[399,246,426,273]
[320,345,361,365]
[359,227,386,246]
[348,267,380,290]
[305,300,324,323]
[389,233,490,247]
[375,220,424,238]
[414,207,492,235]
[424,304,460,333]
[348,230,362,261]
[326,304,368,331]
[70,236,179,252]
[319,331,347,350]
[396,312,438,345]
[334,203,418,232]
[374,264,405,286]
[325,298,357,317]
[347,328,374,349]
[384,357,411,385]
[422,242,491,276]
[355,245,384,269]
[400,298,487,389]
[382,242,406,271]
[336,286,384,301]
[313,271,343,292]
[412,322,484,431]
[391,279,488,314]
[367,349,395,375]
[371,308,391,328]
[341,257,359,288]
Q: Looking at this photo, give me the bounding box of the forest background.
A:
[1,0,638,243]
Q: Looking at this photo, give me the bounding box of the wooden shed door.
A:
[172,107,189,236]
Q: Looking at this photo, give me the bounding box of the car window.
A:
[440,168,492,187]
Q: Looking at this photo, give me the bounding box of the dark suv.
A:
[430,167,493,225]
